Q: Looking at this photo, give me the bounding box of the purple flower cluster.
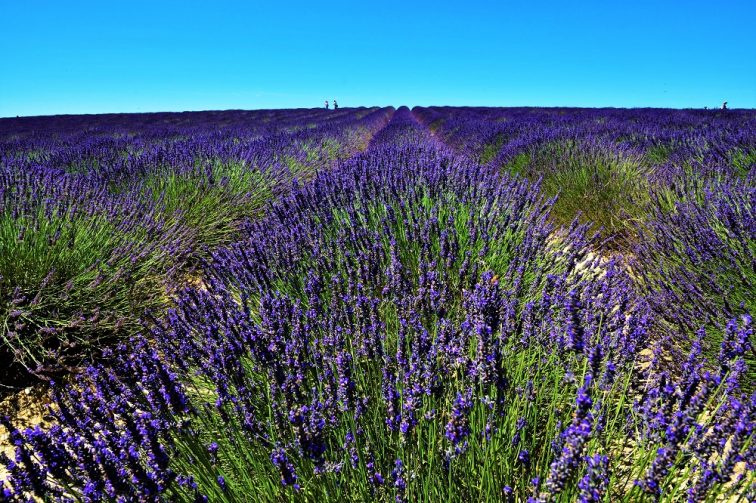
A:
[0,340,188,499]
[632,315,754,499]
[577,454,609,503]
[545,379,595,494]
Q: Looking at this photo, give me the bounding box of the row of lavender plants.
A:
[413,107,754,181]
[416,106,755,372]
[1,108,753,501]
[414,107,754,244]
[0,107,393,386]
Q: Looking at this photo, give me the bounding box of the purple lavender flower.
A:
[546,383,595,495]
[392,458,407,503]
[270,447,299,490]
[577,454,609,503]
[445,389,474,455]
[518,449,531,466]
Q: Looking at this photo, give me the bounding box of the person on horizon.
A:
[333,99,338,110]
[721,101,728,110]
[325,100,329,110]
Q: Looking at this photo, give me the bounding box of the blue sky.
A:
[1,0,754,116]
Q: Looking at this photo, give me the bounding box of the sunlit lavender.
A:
[1,106,754,502]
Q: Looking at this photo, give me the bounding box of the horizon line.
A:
[2,104,754,120]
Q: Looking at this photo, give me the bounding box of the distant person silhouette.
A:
[721,101,728,110]
[325,100,329,110]
[333,100,338,110]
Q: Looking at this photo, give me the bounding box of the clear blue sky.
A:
[1,0,754,117]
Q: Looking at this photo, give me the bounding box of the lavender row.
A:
[0,107,394,386]
[414,106,755,182]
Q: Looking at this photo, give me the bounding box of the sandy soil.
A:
[0,385,51,482]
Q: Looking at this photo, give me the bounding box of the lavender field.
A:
[0,106,754,501]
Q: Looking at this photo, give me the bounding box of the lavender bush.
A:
[634,178,755,380]
[0,165,191,385]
